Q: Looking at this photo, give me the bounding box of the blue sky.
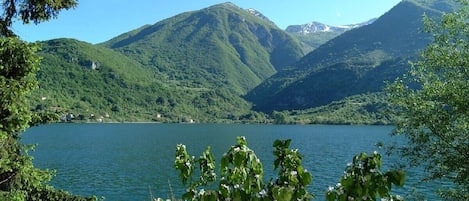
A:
[13,0,401,44]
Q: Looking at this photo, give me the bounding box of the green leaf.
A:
[300,171,312,186]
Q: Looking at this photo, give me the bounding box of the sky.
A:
[12,0,402,44]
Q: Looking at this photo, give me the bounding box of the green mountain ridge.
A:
[245,0,453,113]
[31,38,261,123]
[101,2,306,94]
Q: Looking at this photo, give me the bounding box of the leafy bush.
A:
[173,137,313,201]
[171,137,405,201]
[325,152,405,201]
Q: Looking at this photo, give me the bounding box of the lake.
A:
[22,124,440,201]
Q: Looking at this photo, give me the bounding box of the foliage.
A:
[0,0,77,36]
[0,37,94,201]
[272,111,289,124]
[0,0,95,200]
[386,0,469,199]
[325,152,405,201]
[269,139,313,200]
[287,93,394,125]
[173,137,314,201]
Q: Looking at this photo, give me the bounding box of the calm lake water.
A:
[22,124,441,201]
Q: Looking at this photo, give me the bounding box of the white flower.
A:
[258,189,267,198]
[373,150,378,155]
[290,171,298,176]
[234,184,241,189]
[328,186,334,191]
[198,189,205,196]
[358,163,363,169]
[234,147,240,152]
[221,184,229,190]
[185,161,191,167]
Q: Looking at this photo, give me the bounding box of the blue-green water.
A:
[22,124,440,201]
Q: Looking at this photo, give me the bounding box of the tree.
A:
[272,111,289,124]
[387,0,469,199]
[0,1,94,200]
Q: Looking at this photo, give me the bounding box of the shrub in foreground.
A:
[168,136,404,201]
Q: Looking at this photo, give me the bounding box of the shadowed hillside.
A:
[245,0,454,113]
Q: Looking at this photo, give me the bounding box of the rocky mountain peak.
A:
[246,8,276,26]
[286,18,376,34]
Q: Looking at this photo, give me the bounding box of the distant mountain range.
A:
[31,0,459,123]
[285,18,376,51]
[285,18,376,34]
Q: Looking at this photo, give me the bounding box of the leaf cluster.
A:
[173,137,314,201]
[172,138,406,201]
[325,152,405,201]
[1,0,77,36]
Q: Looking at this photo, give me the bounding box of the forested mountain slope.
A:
[245,0,454,113]
[31,39,259,123]
[101,2,306,94]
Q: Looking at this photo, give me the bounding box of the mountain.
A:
[32,38,266,123]
[31,1,460,124]
[101,2,306,95]
[285,19,376,34]
[246,8,276,26]
[286,19,376,51]
[31,2,310,123]
[245,0,455,113]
